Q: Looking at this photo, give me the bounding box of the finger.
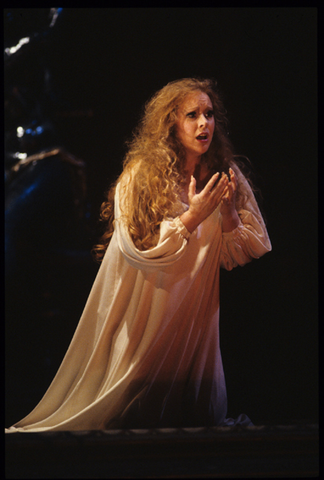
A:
[188,175,196,198]
[222,185,229,197]
[222,190,230,205]
[229,168,238,191]
[212,174,228,196]
[228,182,234,200]
[211,184,228,208]
[221,194,229,205]
[226,179,235,198]
[204,172,220,193]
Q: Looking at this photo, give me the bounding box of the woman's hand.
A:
[220,168,240,232]
[180,172,228,233]
[220,168,237,215]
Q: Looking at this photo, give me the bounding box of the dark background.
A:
[5,8,317,426]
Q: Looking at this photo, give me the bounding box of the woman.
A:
[6,78,271,432]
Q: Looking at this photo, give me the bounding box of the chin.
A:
[199,145,211,155]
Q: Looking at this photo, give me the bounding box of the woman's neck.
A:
[180,157,212,205]
[184,155,201,178]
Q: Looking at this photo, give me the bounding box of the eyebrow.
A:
[183,105,213,113]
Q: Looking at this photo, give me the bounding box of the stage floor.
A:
[5,423,318,479]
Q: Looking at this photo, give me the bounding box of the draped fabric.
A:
[6,168,271,432]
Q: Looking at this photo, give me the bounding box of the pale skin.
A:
[176,91,240,233]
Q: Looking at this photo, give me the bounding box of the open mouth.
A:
[196,133,208,141]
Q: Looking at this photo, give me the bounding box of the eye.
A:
[186,111,197,118]
[205,110,214,118]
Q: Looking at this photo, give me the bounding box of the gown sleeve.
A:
[114,181,191,271]
[220,166,272,271]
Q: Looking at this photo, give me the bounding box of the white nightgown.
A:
[6,167,271,432]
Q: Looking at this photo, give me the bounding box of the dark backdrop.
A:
[5,8,317,426]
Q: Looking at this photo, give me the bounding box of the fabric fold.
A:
[6,167,271,433]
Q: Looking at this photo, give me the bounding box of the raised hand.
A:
[180,172,228,233]
[220,168,237,216]
[220,168,240,232]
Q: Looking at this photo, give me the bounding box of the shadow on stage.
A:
[5,423,318,479]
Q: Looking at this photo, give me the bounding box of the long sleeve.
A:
[115,182,191,271]
[220,167,271,271]
[6,165,267,433]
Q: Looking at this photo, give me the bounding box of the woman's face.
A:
[175,91,215,162]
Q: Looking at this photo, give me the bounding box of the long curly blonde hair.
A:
[92,78,252,262]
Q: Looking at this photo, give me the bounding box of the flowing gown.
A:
[6,167,271,432]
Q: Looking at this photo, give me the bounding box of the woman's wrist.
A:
[180,210,201,233]
[221,209,240,232]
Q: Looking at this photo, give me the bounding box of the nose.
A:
[198,114,208,128]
